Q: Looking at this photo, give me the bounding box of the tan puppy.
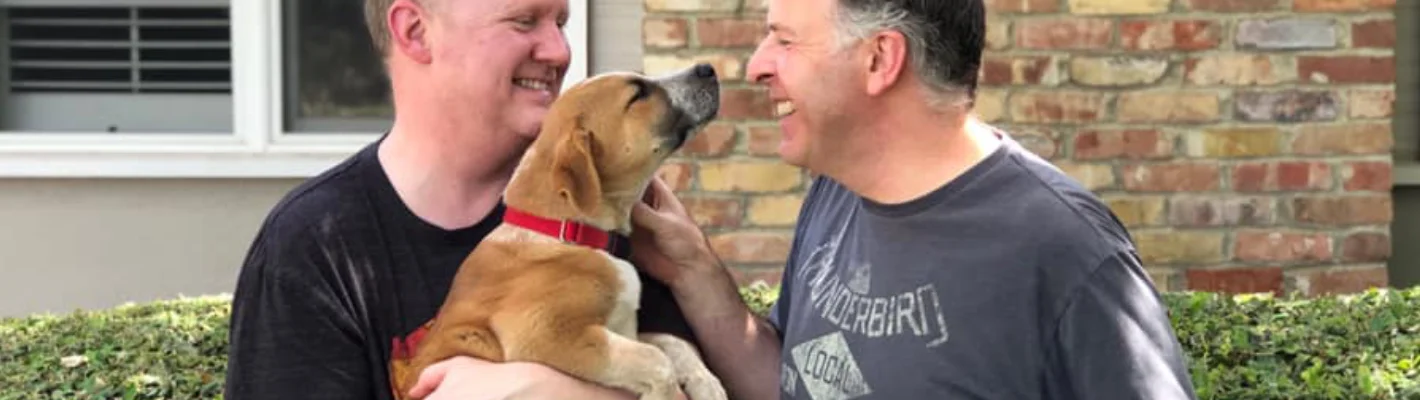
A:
[391,64,727,400]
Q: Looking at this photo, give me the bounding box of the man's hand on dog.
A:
[407,355,688,399]
[630,176,718,292]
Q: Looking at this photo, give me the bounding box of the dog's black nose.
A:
[692,63,716,79]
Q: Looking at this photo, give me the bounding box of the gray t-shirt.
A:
[766,134,1197,400]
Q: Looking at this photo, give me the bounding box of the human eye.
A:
[510,14,537,30]
[765,30,791,48]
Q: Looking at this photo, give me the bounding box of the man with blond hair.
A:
[224,0,671,398]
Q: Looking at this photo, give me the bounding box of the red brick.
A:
[657,162,694,192]
[709,232,793,263]
[1168,197,1276,227]
[1343,161,1391,192]
[1008,91,1108,123]
[1182,0,1281,12]
[1122,163,1220,192]
[1234,230,1332,262]
[1291,196,1392,225]
[1231,161,1332,192]
[1298,56,1395,84]
[1341,232,1390,262]
[1186,267,1284,295]
[1073,129,1172,160]
[1292,123,1392,155]
[1016,19,1113,50]
[681,195,743,228]
[718,87,773,120]
[1294,0,1393,12]
[746,126,780,156]
[986,0,1060,12]
[680,123,736,157]
[697,18,765,48]
[980,56,1056,85]
[643,18,689,48]
[1296,266,1389,296]
[1119,20,1220,51]
[1352,19,1395,48]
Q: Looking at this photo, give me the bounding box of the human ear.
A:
[864,30,907,97]
[389,0,433,64]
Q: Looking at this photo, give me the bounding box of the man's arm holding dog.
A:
[406,356,684,400]
[630,178,785,400]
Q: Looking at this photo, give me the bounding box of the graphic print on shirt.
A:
[781,205,953,399]
[788,331,872,400]
[792,230,951,347]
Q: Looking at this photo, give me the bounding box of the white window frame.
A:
[0,0,589,178]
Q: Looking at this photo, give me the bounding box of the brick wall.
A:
[641,0,1398,296]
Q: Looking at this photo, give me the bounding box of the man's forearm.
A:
[672,257,783,400]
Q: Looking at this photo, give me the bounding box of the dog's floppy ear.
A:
[553,126,602,216]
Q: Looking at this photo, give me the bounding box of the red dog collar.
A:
[502,207,632,259]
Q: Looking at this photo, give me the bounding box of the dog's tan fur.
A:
[391,68,726,400]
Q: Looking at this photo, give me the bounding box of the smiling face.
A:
[505,64,721,227]
[744,0,870,172]
[419,0,574,139]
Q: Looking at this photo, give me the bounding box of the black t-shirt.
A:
[223,138,502,399]
[223,137,697,399]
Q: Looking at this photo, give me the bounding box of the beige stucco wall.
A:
[0,0,644,318]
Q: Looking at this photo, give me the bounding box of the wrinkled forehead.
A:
[765,0,839,34]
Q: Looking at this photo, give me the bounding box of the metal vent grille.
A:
[4,6,231,93]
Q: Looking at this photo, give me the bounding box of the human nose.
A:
[535,23,573,70]
[745,38,774,85]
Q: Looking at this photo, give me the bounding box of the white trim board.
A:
[0,0,590,179]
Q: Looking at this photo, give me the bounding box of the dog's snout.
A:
[692,63,716,80]
[650,63,721,151]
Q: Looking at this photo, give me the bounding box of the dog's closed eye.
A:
[627,78,651,108]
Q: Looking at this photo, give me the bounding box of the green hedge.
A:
[3,284,1419,399]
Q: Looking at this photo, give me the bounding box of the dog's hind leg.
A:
[639,333,728,400]
[397,321,506,399]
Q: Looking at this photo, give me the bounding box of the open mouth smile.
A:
[773,100,795,118]
[514,78,552,91]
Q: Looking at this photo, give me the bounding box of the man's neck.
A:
[378,116,531,231]
[829,109,1001,206]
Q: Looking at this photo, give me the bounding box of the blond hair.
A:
[364,0,416,56]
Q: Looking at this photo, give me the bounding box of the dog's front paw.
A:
[639,382,681,400]
[681,372,728,400]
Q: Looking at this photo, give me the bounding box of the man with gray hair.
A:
[626,0,1200,398]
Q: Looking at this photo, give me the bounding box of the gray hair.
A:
[831,1,977,110]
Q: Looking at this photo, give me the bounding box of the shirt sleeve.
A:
[1052,250,1199,400]
[764,265,793,340]
[223,223,377,400]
